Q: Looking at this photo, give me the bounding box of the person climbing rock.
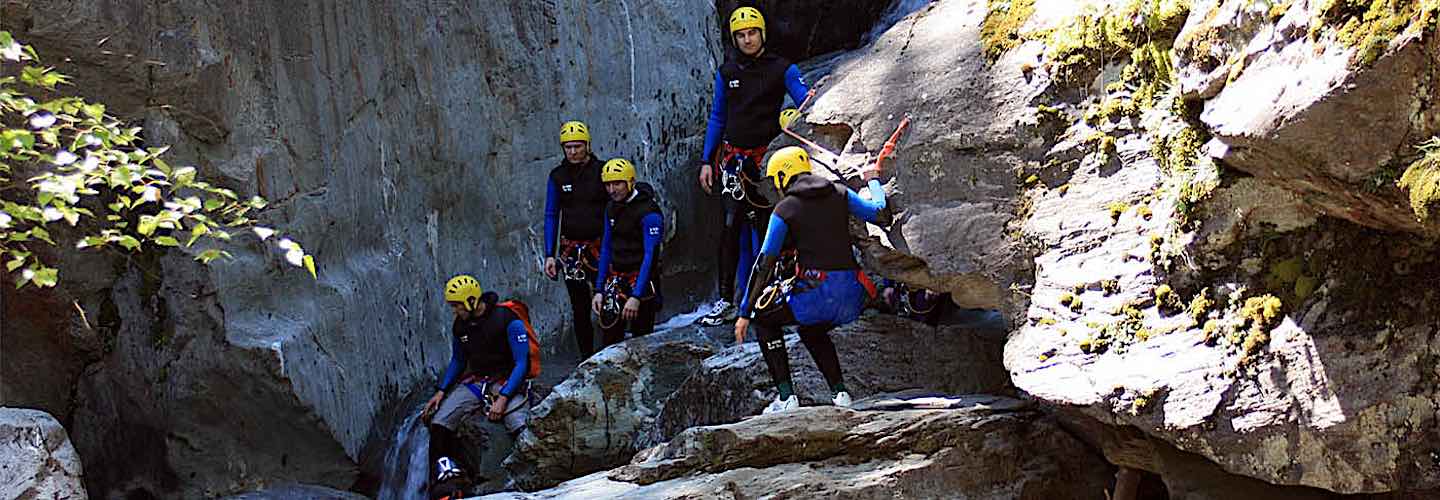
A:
[734,146,887,414]
[697,6,810,327]
[543,120,608,359]
[591,158,665,348]
[422,275,534,498]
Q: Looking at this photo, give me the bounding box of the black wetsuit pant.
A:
[717,197,772,303]
[564,277,597,358]
[752,306,845,393]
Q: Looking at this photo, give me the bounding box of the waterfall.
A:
[377,409,431,500]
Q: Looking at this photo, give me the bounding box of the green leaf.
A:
[187,223,209,247]
[76,236,106,249]
[82,103,105,120]
[155,236,180,247]
[196,248,223,264]
[117,235,140,251]
[32,266,58,287]
[203,198,224,211]
[30,226,53,244]
[303,254,317,279]
[5,255,24,272]
[137,215,157,236]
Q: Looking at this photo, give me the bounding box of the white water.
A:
[653,303,714,333]
[863,0,934,43]
[377,409,430,500]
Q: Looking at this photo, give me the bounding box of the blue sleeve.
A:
[544,177,559,257]
[499,319,529,397]
[595,205,612,290]
[846,179,887,223]
[437,332,466,392]
[784,65,809,107]
[632,212,663,297]
[702,71,727,163]
[738,214,789,315]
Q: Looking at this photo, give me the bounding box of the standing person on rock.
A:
[543,121,609,359]
[591,158,665,349]
[734,147,887,414]
[422,275,535,497]
[696,6,811,327]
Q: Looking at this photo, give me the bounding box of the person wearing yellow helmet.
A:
[423,275,533,492]
[733,146,888,414]
[544,120,608,359]
[696,6,811,328]
[590,158,666,348]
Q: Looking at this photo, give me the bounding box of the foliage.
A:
[0,32,312,288]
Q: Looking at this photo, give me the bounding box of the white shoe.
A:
[435,456,463,482]
[698,299,735,326]
[833,391,852,408]
[763,395,800,414]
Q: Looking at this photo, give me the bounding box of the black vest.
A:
[548,156,608,241]
[453,305,520,379]
[606,182,663,273]
[720,51,793,149]
[773,175,860,272]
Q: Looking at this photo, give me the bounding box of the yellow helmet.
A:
[729,7,766,37]
[559,121,590,144]
[779,108,800,129]
[601,158,636,187]
[444,275,483,311]
[767,146,812,191]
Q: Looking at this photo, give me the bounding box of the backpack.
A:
[498,300,542,379]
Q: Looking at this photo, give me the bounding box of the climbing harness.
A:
[894,282,938,318]
[557,238,600,282]
[753,251,806,312]
[597,271,652,329]
[718,144,775,208]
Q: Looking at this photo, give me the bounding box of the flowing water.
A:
[377,409,430,500]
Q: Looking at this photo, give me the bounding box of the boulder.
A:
[645,312,1011,446]
[506,330,722,490]
[0,408,87,500]
[223,483,369,500]
[480,394,1113,499]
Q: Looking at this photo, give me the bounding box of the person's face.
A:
[733,28,763,56]
[563,141,589,164]
[449,300,485,319]
[606,180,631,202]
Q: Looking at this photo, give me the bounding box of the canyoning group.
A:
[418,7,921,498]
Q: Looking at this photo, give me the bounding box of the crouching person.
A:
[423,275,539,498]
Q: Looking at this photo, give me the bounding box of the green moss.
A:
[1397,136,1440,221]
[1237,294,1283,363]
[1312,0,1440,66]
[1155,284,1182,311]
[1266,256,1305,289]
[1060,292,1075,307]
[1101,279,1121,295]
[1039,317,1058,326]
[982,0,1039,63]
[1107,200,1129,222]
[1187,288,1213,322]
[1294,274,1320,300]
[1137,205,1153,220]
[1152,123,1205,174]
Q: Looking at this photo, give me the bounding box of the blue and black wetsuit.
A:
[435,296,531,402]
[738,173,886,401]
[702,49,809,306]
[595,182,664,347]
[544,155,608,358]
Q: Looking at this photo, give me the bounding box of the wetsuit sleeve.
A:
[738,214,789,317]
[595,205,613,290]
[702,71,727,163]
[544,176,559,257]
[437,331,466,392]
[632,212,663,298]
[499,319,529,397]
[784,65,809,107]
[846,179,887,223]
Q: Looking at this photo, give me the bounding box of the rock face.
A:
[645,313,1011,446]
[990,0,1440,495]
[481,395,1113,500]
[0,408,88,500]
[506,330,721,491]
[2,0,721,497]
